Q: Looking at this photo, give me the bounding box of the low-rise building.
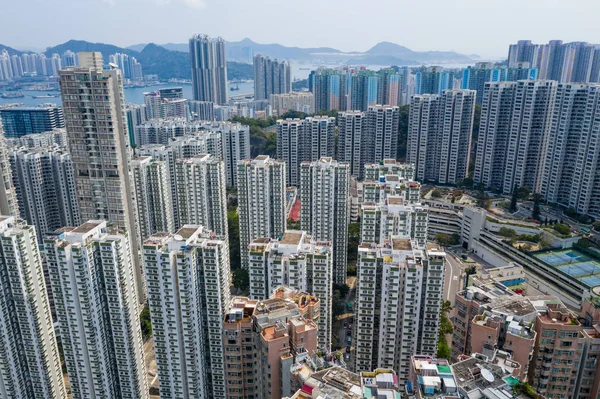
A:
[407,355,460,398]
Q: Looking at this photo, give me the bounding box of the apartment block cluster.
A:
[1,32,600,399]
[473,79,600,218]
[0,48,143,81]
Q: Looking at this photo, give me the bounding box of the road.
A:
[444,253,464,307]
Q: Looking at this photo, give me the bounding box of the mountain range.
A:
[0,40,253,80]
[128,38,478,65]
[1,38,478,81]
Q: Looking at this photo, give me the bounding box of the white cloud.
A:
[104,0,205,9]
[182,0,206,8]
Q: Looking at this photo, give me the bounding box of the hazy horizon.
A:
[3,0,600,59]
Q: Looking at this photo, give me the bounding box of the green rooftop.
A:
[437,365,452,374]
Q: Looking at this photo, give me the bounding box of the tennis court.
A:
[534,249,600,288]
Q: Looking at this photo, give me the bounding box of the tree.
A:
[431,189,443,198]
[435,233,460,246]
[227,208,241,270]
[232,269,249,294]
[459,177,474,188]
[553,223,571,236]
[532,193,541,221]
[517,186,531,200]
[513,382,536,398]
[498,227,517,238]
[140,304,152,341]
[347,223,360,265]
[594,222,600,232]
[397,105,410,161]
[436,300,453,360]
[510,184,518,213]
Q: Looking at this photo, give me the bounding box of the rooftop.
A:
[392,238,412,251]
[175,226,200,240]
[281,231,304,245]
[71,221,103,234]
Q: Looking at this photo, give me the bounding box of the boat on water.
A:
[230,84,240,91]
[31,94,60,99]
[1,91,25,99]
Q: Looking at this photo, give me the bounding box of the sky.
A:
[2,0,599,59]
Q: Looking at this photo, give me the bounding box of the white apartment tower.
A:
[303,116,336,162]
[407,90,476,184]
[143,226,231,399]
[9,147,80,241]
[247,230,333,350]
[361,160,420,204]
[237,155,287,269]
[0,121,18,217]
[360,197,428,248]
[353,239,445,384]
[363,105,400,171]
[0,216,66,399]
[276,117,336,187]
[137,132,222,229]
[217,121,251,187]
[300,158,349,285]
[542,83,600,218]
[337,111,365,178]
[44,220,148,399]
[175,154,228,236]
[131,156,174,240]
[58,52,144,300]
[276,118,302,186]
[474,80,557,193]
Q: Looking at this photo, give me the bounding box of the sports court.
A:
[534,249,600,288]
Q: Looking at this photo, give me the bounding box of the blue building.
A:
[0,105,64,138]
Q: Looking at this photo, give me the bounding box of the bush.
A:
[517,186,531,199]
[553,223,571,236]
[431,189,443,198]
[140,304,152,341]
[435,233,459,246]
[498,227,517,238]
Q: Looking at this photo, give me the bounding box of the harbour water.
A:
[0,81,255,107]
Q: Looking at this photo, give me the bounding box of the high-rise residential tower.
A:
[276,117,336,187]
[415,66,457,94]
[407,90,476,184]
[189,34,228,105]
[237,156,287,269]
[474,80,557,193]
[143,87,186,119]
[44,220,148,399]
[247,231,333,350]
[542,83,600,218]
[300,158,349,285]
[58,52,144,299]
[9,146,80,241]
[353,239,445,383]
[363,105,400,171]
[131,156,174,240]
[337,111,365,178]
[0,216,66,399]
[0,121,18,217]
[144,226,231,399]
[276,118,302,186]
[253,54,291,100]
[175,154,228,236]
